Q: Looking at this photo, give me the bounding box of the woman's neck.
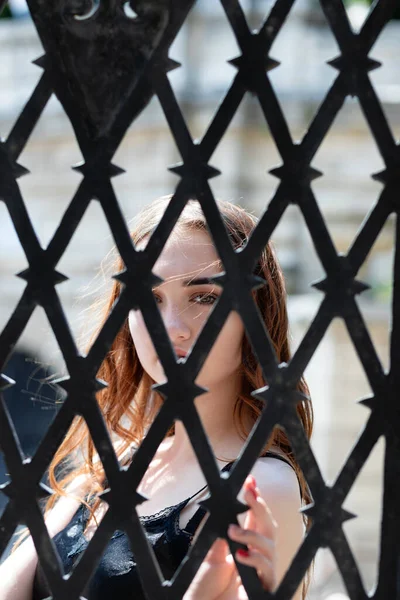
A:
[164,373,248,465]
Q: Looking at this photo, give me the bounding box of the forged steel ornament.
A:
[26,0,187,148]
[0,0,399,599]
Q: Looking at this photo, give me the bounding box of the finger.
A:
[243,480,257,532]
[235,547,276,591]
[242,477,277,538]
[220,580,251,600]
[205,538,230,564]
[227,524,274,562]
[242,476,258,531]
[185,539,233,600]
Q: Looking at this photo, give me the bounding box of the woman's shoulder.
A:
[45,474,90,538]
[253,448,302,503]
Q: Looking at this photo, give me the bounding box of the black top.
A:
[32,451,297,600]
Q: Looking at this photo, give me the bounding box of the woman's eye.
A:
[153,292,162,303]
[152,291,218,305]
[192,293,218,305]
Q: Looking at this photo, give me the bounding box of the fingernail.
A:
[246,485,258,500]
[248,475,256,488]
[228,524,240,534]
[237,548,249,558]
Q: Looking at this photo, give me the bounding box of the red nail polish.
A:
[246,475,258,499]
[245,482,258,500]
[248,475,256,488]
[250,485,258,500]
[237,548,249,558]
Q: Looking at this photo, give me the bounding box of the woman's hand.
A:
[183,475,277,600]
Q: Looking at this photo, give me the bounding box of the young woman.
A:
[0,197,313,600]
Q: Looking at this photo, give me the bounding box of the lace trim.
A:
[83,454,292,528]
[80,494,199,529]
[138,499,188,522]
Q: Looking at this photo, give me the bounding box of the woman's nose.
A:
[163,305,191,343]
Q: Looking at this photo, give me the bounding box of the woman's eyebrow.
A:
[152,272,223,289]
[183,277,216,286]
[151,276,216,290]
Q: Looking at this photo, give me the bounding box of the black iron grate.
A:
[0,1,399,598]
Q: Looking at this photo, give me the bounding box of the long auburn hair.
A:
[14,196,314,597]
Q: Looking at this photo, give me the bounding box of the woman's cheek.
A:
[221,311,245,353]
[129,311,156,361]
[205,311,244,368]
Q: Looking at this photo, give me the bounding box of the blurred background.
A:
[0,0,399,597]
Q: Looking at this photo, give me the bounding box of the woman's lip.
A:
[174,348,187,358]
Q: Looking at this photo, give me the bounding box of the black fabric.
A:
[32,451,297,600]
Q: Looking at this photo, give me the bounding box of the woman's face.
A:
[128,228,245,388]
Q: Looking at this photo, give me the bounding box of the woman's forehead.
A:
[151,229,221,281]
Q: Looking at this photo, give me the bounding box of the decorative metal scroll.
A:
[0,0,399,599]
